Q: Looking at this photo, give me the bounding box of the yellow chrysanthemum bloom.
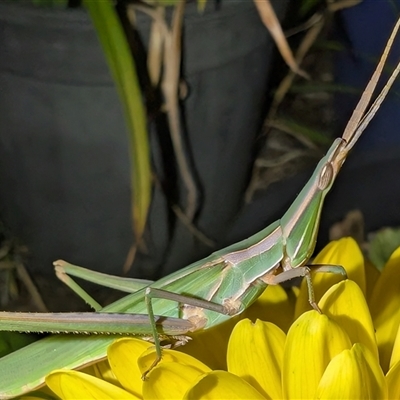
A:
[35,238,400,399]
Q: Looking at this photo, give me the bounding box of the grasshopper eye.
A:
[318,162,334,190]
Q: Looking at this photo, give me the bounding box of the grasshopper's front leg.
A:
[262,264,347,312]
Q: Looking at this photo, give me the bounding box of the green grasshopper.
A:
[0,19,400,399]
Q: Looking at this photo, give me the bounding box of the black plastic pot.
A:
[0,0,289,290]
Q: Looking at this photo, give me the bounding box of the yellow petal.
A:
[227,319,285,399]
[282,310,351,399]
[143,362,205,399]
[19,386,57,400]
[180,286,293,370]
[138,348,211,377]
[46,370,139,400]
[178,318,236,370]
[316,343,387,399]
[19,396,52,400]
[92,360,120,387]
[390,322,400,369]
[386,360,400,399]
[183,370,265,399]
[369,246,400,373]
[295,238,365,317]
[108,338,152,396]
[243,284,295,333]
[319,279,378,360]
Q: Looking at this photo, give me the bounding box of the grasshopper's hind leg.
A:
[53,260,154,311]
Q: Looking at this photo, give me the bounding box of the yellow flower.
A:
[43,238,400,399]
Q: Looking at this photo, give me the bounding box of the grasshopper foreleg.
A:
[263,264,346,313]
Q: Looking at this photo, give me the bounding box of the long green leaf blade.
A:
[83,0,152,241]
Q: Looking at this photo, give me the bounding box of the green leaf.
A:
[299,0,323,16]
[368,227,400,271]
[277,117,332,145]
[197,0,207,12]
[28,0,68,6]
[83,0,152,242]
[143,0,207,12]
